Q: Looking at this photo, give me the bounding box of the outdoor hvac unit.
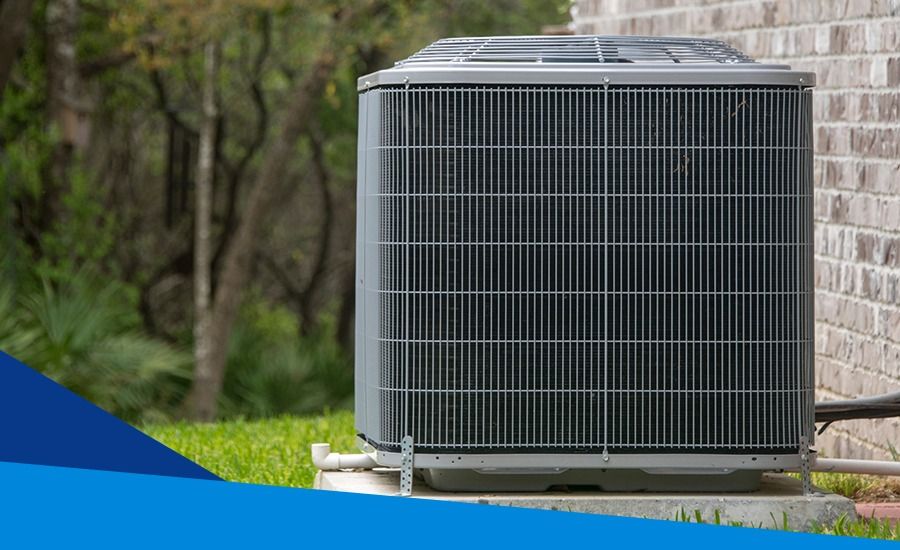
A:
[354,35,815,492]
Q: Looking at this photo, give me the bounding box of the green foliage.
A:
[144,411,357,487]
[0,123,55,202]
[677,507,900,539]
[39,167,119,277]
[811,472,876,499]
[813,515,900,540]
[436,0,569,37]
[219,298,354,419]
[787,471,900,501]
[674,508,756,528]
[1,0,52,207]
[0,0,47,145]
[0,272,190,423]
[887,442,899,462]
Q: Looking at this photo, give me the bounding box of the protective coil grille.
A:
[367,85,814,454]
[397,36,755,65]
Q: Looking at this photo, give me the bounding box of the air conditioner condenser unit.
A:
[354,35,815,492]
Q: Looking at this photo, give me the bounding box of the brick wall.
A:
[573,0,900,459]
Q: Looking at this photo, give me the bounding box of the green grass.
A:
[144,412,899,539]
[676,509,900,539]
[814,516,900,539]
[143,410,356,488]
[809,472,871,498]
[809,471,900,501]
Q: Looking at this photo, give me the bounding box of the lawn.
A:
[144,410,357,488]
[144,412,899,539]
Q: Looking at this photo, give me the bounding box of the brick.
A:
[855,502,900,521]
[816,323,889,372]
[881,308,900,344]
[814,25,831,54]
[815,292,876,333]
[889,57,900,86]
[800,57,899,89]
[815,91,900,123]
[814,125,850,156]
[873,234,900,267]
[820,419,899,460]
[855,231,900,268]
[816,358,860,397]
[814,257,900,305]
[817,225,900,271]
[860,161,900,195]
[816,125,900,159]
[884,271,900,303]
[817,355,900,397]
[885,342,900,380]
[817,191,900,232]
[813,158,900,196]
[814,224,856,260]
[852,417,900,450]
[852,127,900,158]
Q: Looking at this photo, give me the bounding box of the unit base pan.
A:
[369,447,804,472]
[421,468,762,492]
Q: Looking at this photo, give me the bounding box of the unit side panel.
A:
[358,91,383,442]
[354,93,368,435]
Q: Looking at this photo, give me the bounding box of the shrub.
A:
[218,298,353,419]
[0,271,190,422]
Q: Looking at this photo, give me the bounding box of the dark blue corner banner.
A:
[0,351,218,480]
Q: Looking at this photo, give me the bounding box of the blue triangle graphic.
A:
[0,352,219,480]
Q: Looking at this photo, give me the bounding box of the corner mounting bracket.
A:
[799,435,814,496]
[400,435,414,496]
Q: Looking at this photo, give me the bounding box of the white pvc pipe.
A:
[311,443,377,470]
[812,458,900,476]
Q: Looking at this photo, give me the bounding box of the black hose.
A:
[815,391,900,424]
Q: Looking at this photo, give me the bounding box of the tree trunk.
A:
[46,0,87,147]
[335,266,356,354]
[184,48,339,421]
[0,0,35,96]
[189,41,219,420]
[42,0,87,240]
[298,129,334,335]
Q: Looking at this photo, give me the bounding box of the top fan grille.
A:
[396,35,756,66]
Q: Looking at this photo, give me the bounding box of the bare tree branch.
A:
[296,125,335,335]
[0,0,34,96]
[255,126,335,336]
[79,50,136,78]
[213,12,272,279]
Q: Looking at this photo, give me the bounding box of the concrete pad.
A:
[315,469,856,531]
